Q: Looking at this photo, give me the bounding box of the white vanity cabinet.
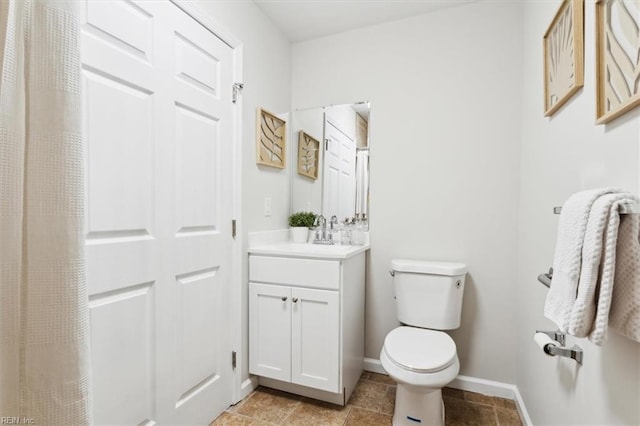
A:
[249,282,340,392]
[248,246,366,405]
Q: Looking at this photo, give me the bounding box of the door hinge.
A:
[232,219,237,238]
[325,138,330,151]
[232,351,237,369]
[232,82,244,104]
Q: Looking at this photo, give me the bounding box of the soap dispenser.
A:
[341,218,353,245]
[352,214,364,246]
[329,215,339,244]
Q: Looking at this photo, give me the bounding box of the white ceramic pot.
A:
[290,227,309,243]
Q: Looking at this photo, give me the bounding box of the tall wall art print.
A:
[543,0,584,117]
[596,0,640,124]
[256,108,286,168]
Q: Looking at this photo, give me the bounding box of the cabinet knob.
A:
[292,298,298,303]
[281,296,288,302]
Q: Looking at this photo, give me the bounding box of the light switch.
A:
[264,197,272,217]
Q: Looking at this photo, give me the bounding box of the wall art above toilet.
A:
[543,0,584,117]
[595,0,640,124]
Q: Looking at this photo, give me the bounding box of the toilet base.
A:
[392,384,444,426]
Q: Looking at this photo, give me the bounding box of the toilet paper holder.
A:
[536,329,566,346]
[535,330,583,365]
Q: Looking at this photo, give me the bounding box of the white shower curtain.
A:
[0,0,91,424]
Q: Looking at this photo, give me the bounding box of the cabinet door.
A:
[249,283,291,382]
[291,287,340,393]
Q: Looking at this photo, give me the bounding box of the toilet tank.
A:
[392,259,467,330]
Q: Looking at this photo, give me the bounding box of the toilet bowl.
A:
[380,327,459,425]
[381,260,467,426]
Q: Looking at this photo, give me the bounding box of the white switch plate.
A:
[264,197,272,216]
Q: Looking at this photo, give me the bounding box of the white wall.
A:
[192,2,640,422]
[291,108,324,213]
[292,1,524,383]
[516,2,640,424]
[194,1,291,233]
[193,0,291,383]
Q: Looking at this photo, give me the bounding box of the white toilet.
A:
[380,259,467,426]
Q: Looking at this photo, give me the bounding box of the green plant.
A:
[288,211,317,229]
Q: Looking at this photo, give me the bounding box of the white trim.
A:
[168,0,245,407]
[449,375,513,399]
[450,376,532,426]
[230,43,244,406]
[364,358,532,426]
[364,357,387,374]
[512,385,533,426]
[170,0,241,48]
[240,377,259,401]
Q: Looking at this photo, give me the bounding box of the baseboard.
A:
[364,357,387,374]
[239,376,259,401]
[363,358,532,426]
[512,385,533,426]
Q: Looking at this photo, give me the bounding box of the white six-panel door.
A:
[322,116,356,221]
[81,1,235,424]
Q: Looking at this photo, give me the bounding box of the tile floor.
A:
[211,372,523,426]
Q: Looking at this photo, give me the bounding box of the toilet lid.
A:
[383,327,457,373]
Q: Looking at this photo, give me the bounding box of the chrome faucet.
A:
[313,215,334,244]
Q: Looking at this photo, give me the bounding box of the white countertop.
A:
[248,242,369,260]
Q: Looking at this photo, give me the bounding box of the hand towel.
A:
[605,205,640,343]
[567,193,635,340]
[544,188,619,332]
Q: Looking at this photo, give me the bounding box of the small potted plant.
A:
[288,211,317,243]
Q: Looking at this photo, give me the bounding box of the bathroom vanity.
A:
[248,243,368,405]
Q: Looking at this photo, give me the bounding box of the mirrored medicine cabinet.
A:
[289,102,370,230]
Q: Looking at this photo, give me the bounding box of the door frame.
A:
[170,0,244,405]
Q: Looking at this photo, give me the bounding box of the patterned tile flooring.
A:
[211,372,523,425]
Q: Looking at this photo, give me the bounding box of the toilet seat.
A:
[383,326,456,373]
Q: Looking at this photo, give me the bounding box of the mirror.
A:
[290,102,370,229]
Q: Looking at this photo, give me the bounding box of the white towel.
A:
[544,188,618,332]
[606,207,640,343]
[567,193,636,341]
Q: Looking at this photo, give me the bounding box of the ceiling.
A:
[253,0,477,43]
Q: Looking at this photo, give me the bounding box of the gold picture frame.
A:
[543,0,584,117]
[596,0,640,124]
[297,131,320,180]
[256,108,286,168]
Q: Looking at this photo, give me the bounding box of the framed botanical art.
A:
[596,0,640,124]
[256,108,286,168]
[543,0,584,116]
[297,131,320,179]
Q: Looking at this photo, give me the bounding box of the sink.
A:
[248,242,369,260]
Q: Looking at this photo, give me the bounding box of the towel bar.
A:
[553,202,640,215]
[539,201,639,288]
